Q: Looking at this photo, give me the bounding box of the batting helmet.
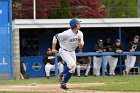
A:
[69,18,81,29]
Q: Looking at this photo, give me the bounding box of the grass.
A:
[0,75,140,92]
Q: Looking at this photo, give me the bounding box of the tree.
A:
[48,0,72,18]
[12,0,60,19]
[69,0,107,18]
[12,0,107,19]
[99,0,137,18]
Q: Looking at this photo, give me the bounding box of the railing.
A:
[55,52,140,77]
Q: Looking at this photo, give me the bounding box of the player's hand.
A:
[130,49,135,52]
[117,50,122,53]
[98,49,102,52]
[52,49,58,53]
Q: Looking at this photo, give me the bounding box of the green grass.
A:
[0,75,140,92]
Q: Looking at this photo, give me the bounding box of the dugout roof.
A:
[13,18,140,29]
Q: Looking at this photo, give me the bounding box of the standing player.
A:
[111,39,123,76]
[52,18,84,90]
[93,39,106,76]
[123,35,140,75]
[103,37,113,75]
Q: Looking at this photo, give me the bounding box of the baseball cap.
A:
[115,39,120,42]
[98,39,103,43]
[69,18,81,29]
[134,35,139,39]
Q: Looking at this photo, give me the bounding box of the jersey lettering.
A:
[70,38,78,42]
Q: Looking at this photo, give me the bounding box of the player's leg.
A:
[104,56,109,73]
[59,49,76,89]
[85,65,90,76]
[109,57,118,76]
[77,65,81,77]
[62,51,76,82]
[45,63,52,79]
[93,57,100,76]
[124,55,131,75]
[57,63,64,75]
[125,56,136,74]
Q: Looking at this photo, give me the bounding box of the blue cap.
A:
[69,18,81,29]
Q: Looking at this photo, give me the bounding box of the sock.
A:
[64,71,72,83]
[62,65,70,75]
[61,65,72,83]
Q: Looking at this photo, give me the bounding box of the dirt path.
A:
[0,83,139,93]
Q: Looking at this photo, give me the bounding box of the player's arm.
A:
[87,56,91,65]
[78,32,84,49]
[52,31,67,53]
[52,35,58,53]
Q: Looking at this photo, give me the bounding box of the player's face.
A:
[99,42,103,46]
[116,42,120,46]
[47,50,52,55]
[107,38,111,42]
[76,23,80,30]
[134,37,139,43]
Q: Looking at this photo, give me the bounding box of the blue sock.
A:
[64,71,72,83]
[62,65,69,75]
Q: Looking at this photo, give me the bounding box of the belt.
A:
[61,48,73,52]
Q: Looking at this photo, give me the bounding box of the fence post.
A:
[55,53,58,77]
[102,53,105,77]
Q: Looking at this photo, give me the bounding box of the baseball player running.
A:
[123,35,140,75]
[52,18,84,90]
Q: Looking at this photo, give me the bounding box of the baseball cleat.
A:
[60,83,68,90]
[123,70,128,76]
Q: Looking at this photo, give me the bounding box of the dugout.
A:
[12,18,140,79]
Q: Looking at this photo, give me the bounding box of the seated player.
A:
[93,39,106,76]
[76,48,91,77]
[123,35,140,75]
[43,48,64,79]
[111,39,123,76]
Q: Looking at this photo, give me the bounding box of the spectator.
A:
[76,48,91,77]
[43,48,64,79]
[103,37,113,75]
[111,39,123,76]
[93,39,106,76]
[123,35,140,75]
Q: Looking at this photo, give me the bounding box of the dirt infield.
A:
[0,83,139,93]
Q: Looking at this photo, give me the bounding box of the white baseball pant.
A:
[77,65,90,76]
[93,57,102,76]
[109,57,118,75]
[104,56,112,72]
[59,48,76,73]
[45,63,64,77]
[125,55,136,73]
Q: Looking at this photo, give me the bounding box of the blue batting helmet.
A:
[69,18,81,29]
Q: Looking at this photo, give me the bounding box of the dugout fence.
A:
[54,52,140,77]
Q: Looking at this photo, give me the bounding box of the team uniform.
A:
[125,41,140,74]
[76,56,91,77]
[111,43,123,75]
[52,18,84,90]
[103,40,113,73]
[43,53,63,78]
[93,41,105,76]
